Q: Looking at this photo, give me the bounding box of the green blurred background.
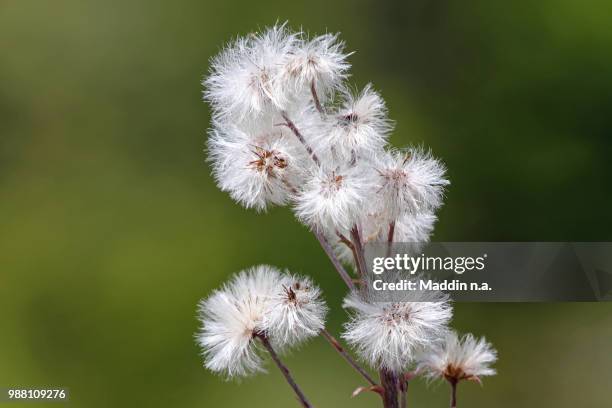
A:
[1,0,611,407]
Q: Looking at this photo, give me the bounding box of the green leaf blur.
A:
[1,1,611,407]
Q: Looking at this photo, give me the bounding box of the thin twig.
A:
[336,231,364,279]
[314,231,355,291]
[399,378,408,408]
[387,221,395,243]
[321,329,376,386]
[449,379,458,408]
[281,111,320,166]
[256,334,313,408]
[350,226,369,281]
[310,80,325,115]
[386,220,395,258]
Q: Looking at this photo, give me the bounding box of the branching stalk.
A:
[336,231,364,279]
[281,111,321,166]
[350,226,369,281]
[321,329,376,386]
[314,231,355,290]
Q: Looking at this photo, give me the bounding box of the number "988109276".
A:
[2,388,68,401]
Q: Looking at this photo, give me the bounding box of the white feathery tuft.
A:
[315,84,392,159]
[342,291,452,373]
[374,148,449,217]
[283,32,351,99]
[294,164,374,232]
[203,24,298,123]
[196,265,282,378]
[417,331,497,382]
[207,122,307,211]
[262,274,328,347]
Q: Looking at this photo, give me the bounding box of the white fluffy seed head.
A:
[375,148,449,217]
[196,265,283,378]
[294,164,374,232]
[316,84,392,159]
[417,331,497,383]
[203,24,298,123]
[196,265,328,378]
[262,274,328,347]
[283,33,351,99]
[394,211,437,242]
[342,291,453,373]
[207,123,307,211]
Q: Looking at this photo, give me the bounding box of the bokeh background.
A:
[1,0,611,407]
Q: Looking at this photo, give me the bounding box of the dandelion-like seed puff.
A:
[417,331,497,383]
[342,291,453,374]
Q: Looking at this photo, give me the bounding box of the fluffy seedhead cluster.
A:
[197,23,497,408]
[196,265,326,378]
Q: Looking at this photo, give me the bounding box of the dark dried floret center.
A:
[339,113,359,126]
[248,146,287,176]
[444,364,471,382]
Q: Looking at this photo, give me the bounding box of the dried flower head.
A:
[203,24,298,122]
[417,331,497,384]
[317,84,392,158]
[342,291,452,373]
[375,148,449,217]
[263,274,328,346]
[207,124,306,211]
[294,165,373,232]
[196,265,282,378]
[283,33,351,98]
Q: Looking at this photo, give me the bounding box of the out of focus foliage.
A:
[1,1,610,407]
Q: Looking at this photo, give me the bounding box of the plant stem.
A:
[314,230,355,291]
[387,221,395,244]
[336,231,364,279]
[399,378,408,408]
[386,220,395,258]
[380,368,399,408]
[257,334,313,408]
[310,80,324,115]
[320,329,376,386]
[281,111,320,166]
[449,379,458,408]
[350,226,368,281]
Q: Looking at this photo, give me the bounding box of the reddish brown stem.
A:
[350,226,368,281]
[386,220,396,258]
[310,80,324,115]
[281,111,320,166]
[314,231,355,291]
[321,329,376,386]
[449,379,458,408]
[257,334,312,408]
[399,377,408,408]
[380,369,399,408]
[387,221,395,243]
[336,231,364,279]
